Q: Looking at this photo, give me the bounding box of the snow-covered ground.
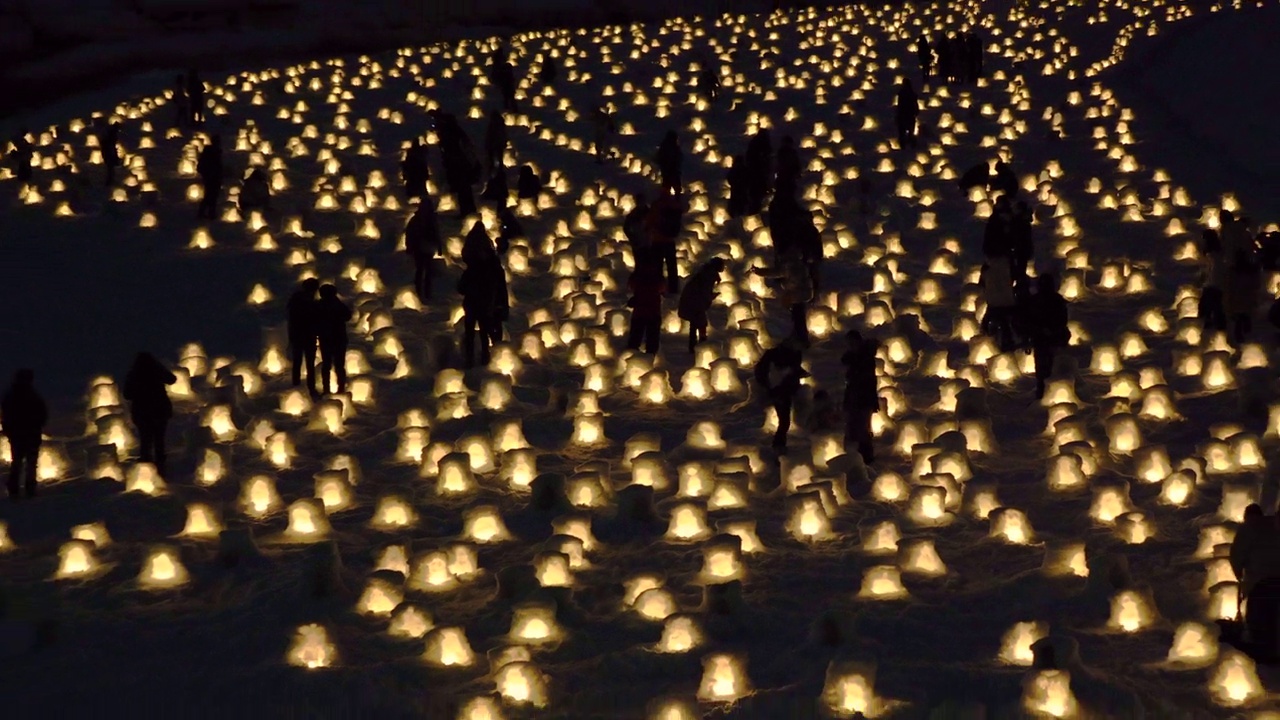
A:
[3,0,1280,717]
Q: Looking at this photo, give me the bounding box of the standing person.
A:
[1029,273,1070,399]
[984,196,1014,257]
[1226,249,1263,345]
[592,106,616,164]
[936,35,953,84]
[1199,229,1229,332]
[123,352,177,476]
[625,250,668,355]
[481,165,508,203]
[1009,200,1034,288]
[484,109,508,174]
[745,129,773,216]
[774,135,802,198]
[916,33,933,83]
[288,278,320,397]
[491,57,518,113]
[100,120,121,187]
[1,370,47,499]
[647,187,684,293]
[1220,210,1255,261]
[767,191,799,261]
[754,338,808,453]
[967,32,984,81]
[727,155,749,219]
[841,331,879,464]
[9,129,32,185]
[655,130,683,196]
[437,113,480,217]
[187,69,205,125]
[678,257,727,352]
[516,164,543,200]
[401,138,429,200]
[172,75,189,131]
[698,63,720,103]
[405,199,441,299]
[538,54,558,86]
[625,192,651,251]
[315,284,352,394]
[982,254,1017,350]
[239,167,271,212]
[197,135,224,219]
[751,249,815,346]
[457,226,503,367]
[894,79,919,149]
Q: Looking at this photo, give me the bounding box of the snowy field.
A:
[3,0,1280,717]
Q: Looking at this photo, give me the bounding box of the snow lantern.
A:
[139,546,188,589]
[1022,669,1078,719]
[653,614,703,654]
[509,604,560,644]
[1116,511,1152,544]
[411,551,457,592]
[863,521,901,555]
[823,661,882,718]
[1135,446,1172,482]
[1089,344,1121,375]
[701,536,744,581]
[1232,434,1265,470]
[288,624,335,669]
[376,546,410,577]
[204,405,238,441]
[634,587,678,621]
[458,434,497,472]
[397,427,430,463]
[666,503,711,542]
[1201,353,1235,390]
[181,503,223,538]
[1108,590,1154,632]
[697,653,750,703]
[240,475,282,518]
[265,431,295,468]
[639,369,673,404]
[437,453,478,495]
[372,495,417,529]
[502,449,537,490]
[908,486,949,525]
[632,454,670,489]
[990,507,1034,544]
[686,420,725,450]
[286,499,330,539]
[388,604,433,640]
[314,470,353,511]
[479,376,513,410]
[424,627,475,668]
[1160,470,1195,506]
[495,661,549,708]
[463,506,511,543]
[1000,621,1048,666]
[1208,582,1240,621]
[56,540,98,579]
[571,413,606,445]
[358,577,403,616]
[553,515,598,551]
[125,463,167,495]
[1043,543,1089,578]
[1046,454,1087,491]
[1210,649,1262,707]
[899,539,946,576]
[1105,414,1141,455]
[280,388,312,416]
[1219,483,1258,522]
[535,552,573,587]
[0,522,11,552]
[1168,622,1219,666]
[1090,484,1131,523]
[871,472,908,502]
[787,493,833,541]
[709,359,743,393]
[647,698,698,720]
[196,448,226,486]
[313,399,345,434]
[859,566,907,600]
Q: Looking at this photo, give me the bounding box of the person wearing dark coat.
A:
[538,55,558,86]
[316,284,353,394]
[625,193,650,250]
[916,34,933,83]
[1029,273,1070,399]
[984,196,1014,258]
[746,129,773,215]
[727,155,749,219]
[967,32,984,81]
[288,278,320,396]
[405,200,442,299]
[767,192,801,260]
[754,338,808,452]
[678,257,726,352]
[493,60,518,113]
[100,121,121,187]
[124,353,176,475]
[1,369,47,499]
[991,159,1018,197]
[699,64,720,102]
[841,331,879,464]
[655,130,683,196]
[775,136,802,198]
[496,206,523,256]
[10,130,33,184]
[936,35,953,83]
[187,69,205,125]
[481,166,508,203]
[516,165,543,200]
[1009,200,1033,287]
[458,230,505,367]
[239,167,271,212]
[484,109,507,173]
[197,135,224,219]
[401,138,429,200]
[626,250,668,355]
[894,80,919,148]
[172,75,189,131]
[951,35,969,83]
[437,114,480,217]
[645,188,684,293]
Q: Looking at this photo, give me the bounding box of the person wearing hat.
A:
[677,257,727,353]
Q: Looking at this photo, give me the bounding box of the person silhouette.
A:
[894,80,919,148]
[678,257,726,352]
[405,199,442,299]
[100,121,121,187]
[287,278,320,396]
[315,284,353,394]
[123,353,177,476]
[401,138,429,200]
[197,135,224,219]
[188,69,205,125]
[10,129,33,184]
[1,369,48,499]
[655,130,683,196]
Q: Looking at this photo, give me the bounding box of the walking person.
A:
[754,338,808,453]
[197,135,223,219]
[1,370,47,499]
[1199,229,1229,333]
[315,284,353,394]
[894,79,919,148]
[655,130,683,196]
[187,69,205,125]
[751,248,815,346]
[625,249,668,355]
[593,106,616,164]
[288,278,320,397]
[100,120,121,187]
[1029,273,1070,399]
[678,257,727,352]
[124,352,177,476]
[401,138,429,200]
[484,109,508,174]
[405,198,442,300]
[917,33,933,83]
[841,331,879,464]
[458,223,504,367]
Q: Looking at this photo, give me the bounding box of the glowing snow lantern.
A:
[495,662,549,708]
[389,605,433,639]
[1116,511,1152,544]
[571,413,605,445]
[372,495,416,529]
[288,624,335,669]
[1108,590,1153,632]
[701,536,744,581]
[1168,621,1218,665]
[1201,353,1235,390]
[240,475,281,518]
[788,494,833,541]
[314,470,353,511]
[181,503,222,538]
[634,587,678,621]
[463,506,511,543]
[535,553,573,587]
[139,545,188,589]
[357,577,403,616]
[1105,414,1141,455]
[900,539,946,576]
[509,604,560,644]
[666,503,711,542]
[990,508,1034,544]
[125,463,167,495]
[424,627,475,668]
[697,653,750,703]
[56,540,98,579]
[203,405,238,441]
[1210,649,1263,707]
[502,449,537,491]
[437,453,477,495]
[859,566,908,599]
[1022,670,1078,719]
[908,486,949,525]
[286,499,330,539]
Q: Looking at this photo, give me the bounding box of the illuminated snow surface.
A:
[2,0,1280,717]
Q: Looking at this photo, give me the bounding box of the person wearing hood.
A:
[124,353,177,476]
[484,109,508,174]
[678,257,727,353]
[754,338,809,452]
[698,63,720,103]
[1199,229,1229,332]
[517,165,543,200]
[991,159,1019,197]
[197,135,224,219]
[288,278,321,396]
[437,113,480,217]
[626,249,668,355]
[316,284,353,394]
[655,130,683,196]
[894,79,919,148]
[405,199,442,299]
[1,369,47,499]
[239,167,272,212]
[401,138,429,200]
[841,331,880,464]
[481,165,509,203]
[458,225,506,367]
[492,58,518,113]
